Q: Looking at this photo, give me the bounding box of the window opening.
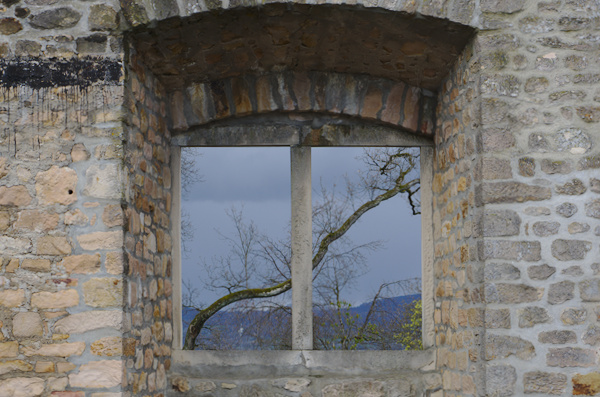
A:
[179,145,424,351]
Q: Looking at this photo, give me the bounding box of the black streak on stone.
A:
[0,58,122,89]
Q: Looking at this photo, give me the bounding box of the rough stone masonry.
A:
[0,0,599,396]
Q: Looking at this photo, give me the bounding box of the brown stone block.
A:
[0,342,19,358]
[360,84,382,120]
[0,360,33,375]
[188,83,213,124]
[77,231,123,251]
[31,289,78,309]
[14,210,59,232]
[292,72,311,111]
[83,278,123,308]
[573,372,600,395]
[37,236,72,255]
[210,80,230,119]
[0,185,32,207]
[91,336,122,357]
[255,76,277,113]
[231,77,253,116]
[59,254,101,274]
[22,259,51,272]
[35,166,77,205]
[380,82,405,125]
[35,361,55,373]
[22,342,85,357]
[402,87,421,132]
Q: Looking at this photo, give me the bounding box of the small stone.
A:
[540,160,571,175]
[561,308,587,325]
[221,383,236,390]
[568,222,590,234]
[577,106,600,123]
[580,279,600,302]
[83,278,123,307]
[582,326,600,345]
[532,221,560,236]
[68,360,122,388]
[480,158,512,180]
[35,166,77,205]
[31,289,78,309]
[194,381,216,392]
[548,281,575,304]
[12,312,42,338]
[172,377,190,392]
[76,34,107,53]
[0,289,25,307]
[0,18,23,35]
[482,210,521,237]
[71,143,90,162]
[29,8,81,29]
[15,40,41,57]
[523,372,567,394]
[590,178,600,193]
[485,308,511,328]
[525,76,550,93]
[486,365,516,396]
[485,334,535,360]
[556,179,587,195]
[585,199,600,219]
[547,347,596,367]
[529,132,551,152]
[59,254,101,274]
[519,157,535,177]
[64,209,89,226]
[552,239,591,261]
[37,236,71,255]
[54,310,122,334]
[88,4,118,31]
[35,362,54,373]
[480,240,541,261]
[556,202,578,218]
[518,306,551,327]
[0,377,44,397]
[538,330,577,344]
[572,372,600,396]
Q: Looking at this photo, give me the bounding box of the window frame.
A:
[171,123,434,351]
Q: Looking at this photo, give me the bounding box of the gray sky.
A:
[181,147,421,306]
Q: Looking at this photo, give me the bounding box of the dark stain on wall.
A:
[0,58,122,89]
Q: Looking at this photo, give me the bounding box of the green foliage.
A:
[393,299,422,350]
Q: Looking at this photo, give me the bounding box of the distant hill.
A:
[182,293,421,350]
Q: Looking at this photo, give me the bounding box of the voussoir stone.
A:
[31,289,78,309]
[0,377,44,397]
[572,372,600,396]
[68,360,122,388]
[54,310,122,334]
[485,334,535,360]
[518,306,551,327]
[35,166,77,205]
[523,372,567,395]
[551,239,591,261]
[538,330,577,344]
[547,347,596,367]
[12,312,42,338]
[548,281,575,304]
[486,365,516,397]
[29,7,81,29]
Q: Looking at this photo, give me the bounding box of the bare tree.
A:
[182,147,420,350]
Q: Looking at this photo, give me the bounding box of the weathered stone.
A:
[14,210,59,231]
[31,289,79,309]
[582,326,600,346]
[556,202,578,218]
[54,310,122,334]
[480,240,541,262]
[0,360,33,375]
[0,211,9,231]
[77,231,123,251]
[34,362,54,373]
[555,128,591,154]
[524,206,551,216]
[0,377,44,397]
[89,4,118,31]
[0,341,18,358]
[568,222,590,234]
[529,133,551,152]
[0,185,32,206]
[0,237,31,256]
[518,157,535,177]
[562,266,584,276]
[59,254,101,274]
[579,155,600,170]
[70,143,90,162]
[64,209,89,226]
[486,365,516,396]
[585,199,600,219]
[0,18,23,35]
[91,336,122,356]
[485,308,510,328]
[539,330,577,344]
[0,289,25,307]
[519,306,551,328]
[83,164,122,199]
[484,263,520,281]
[83,278,123,307]
[548,281,575,304]
[481,74,520,97]
[102,205,123,228]
[556,179,587,195]
[35,166,77,205]
[12,312,42,338]
[478,182,551,204]
[590,178,600,193]
[547,347,596,367]
[30,8,81,29]
[21,259,51,272]
[551,239,591,261]
[482,210,521,237]
[580,279,600,302]
[572,372,600,395]
[525,76,550,93]
[15,40,41,57]
[523,372,567,394]
[322,380,409,397]
[532,221,560,237]
[483,128,515,152]
[561,308,587,325]
[76,34,107,53]
[487,283,543,304]
[68,360,122,388]
[105,252,123,275]
[172,377,190,392]
[22,342,85,357]
[485,334,535,360]
[577,107,600,123]
[37,236,71,255]
[194,381,216,392]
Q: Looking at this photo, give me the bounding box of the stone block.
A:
[54,310,122,334]
[561,308,587,325]
[29,8,81,29]
[102,205,123,228]
[556,202,578,218]
[105,252,124,275]
[83,164,122,199]
[538,330,577,344]
[59,254,101,274]
[83,278,123,307]
[12,312,42,338]
[485,334,535,360]
[0,360,33,375]
[35,361,55,373]
[70,143,90,162]
[68,360,122,388]
[518,306,551,328]
[91,336,122,356]
[35,166,77,205]
[486,283,543,304]
[482,209,520,236]
[485,308,510,329]
[547,347,596,367]
[484,263,520,281]
[0,289,25,307]
[0,341,19,358]
[21,259,51,272]
[0,377,44,397]
[548,281,575,304]
[572,372,600,396]
[478,182,551,204]
[37,236,72,255]
[0,236,32,256]
[555,128,591,154]
[77,231,123,251]
[480,240,541,261]
[480,0,525,13]
[556,179,587,195]
[519,157,535,177]
[31,290,79,309]
[568,222,590,234]
[541,159,571,175]
[552,239,591,261]
[0,185,32,206]
[14,210,59,231]
[582,326,600,346]
[22,342,85,357]
[523,372,567,395]
[89,4,118,31]
[580,279,600,302]
[486,365,516,396]
[585,199,600,219]
[532,221,560,236]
